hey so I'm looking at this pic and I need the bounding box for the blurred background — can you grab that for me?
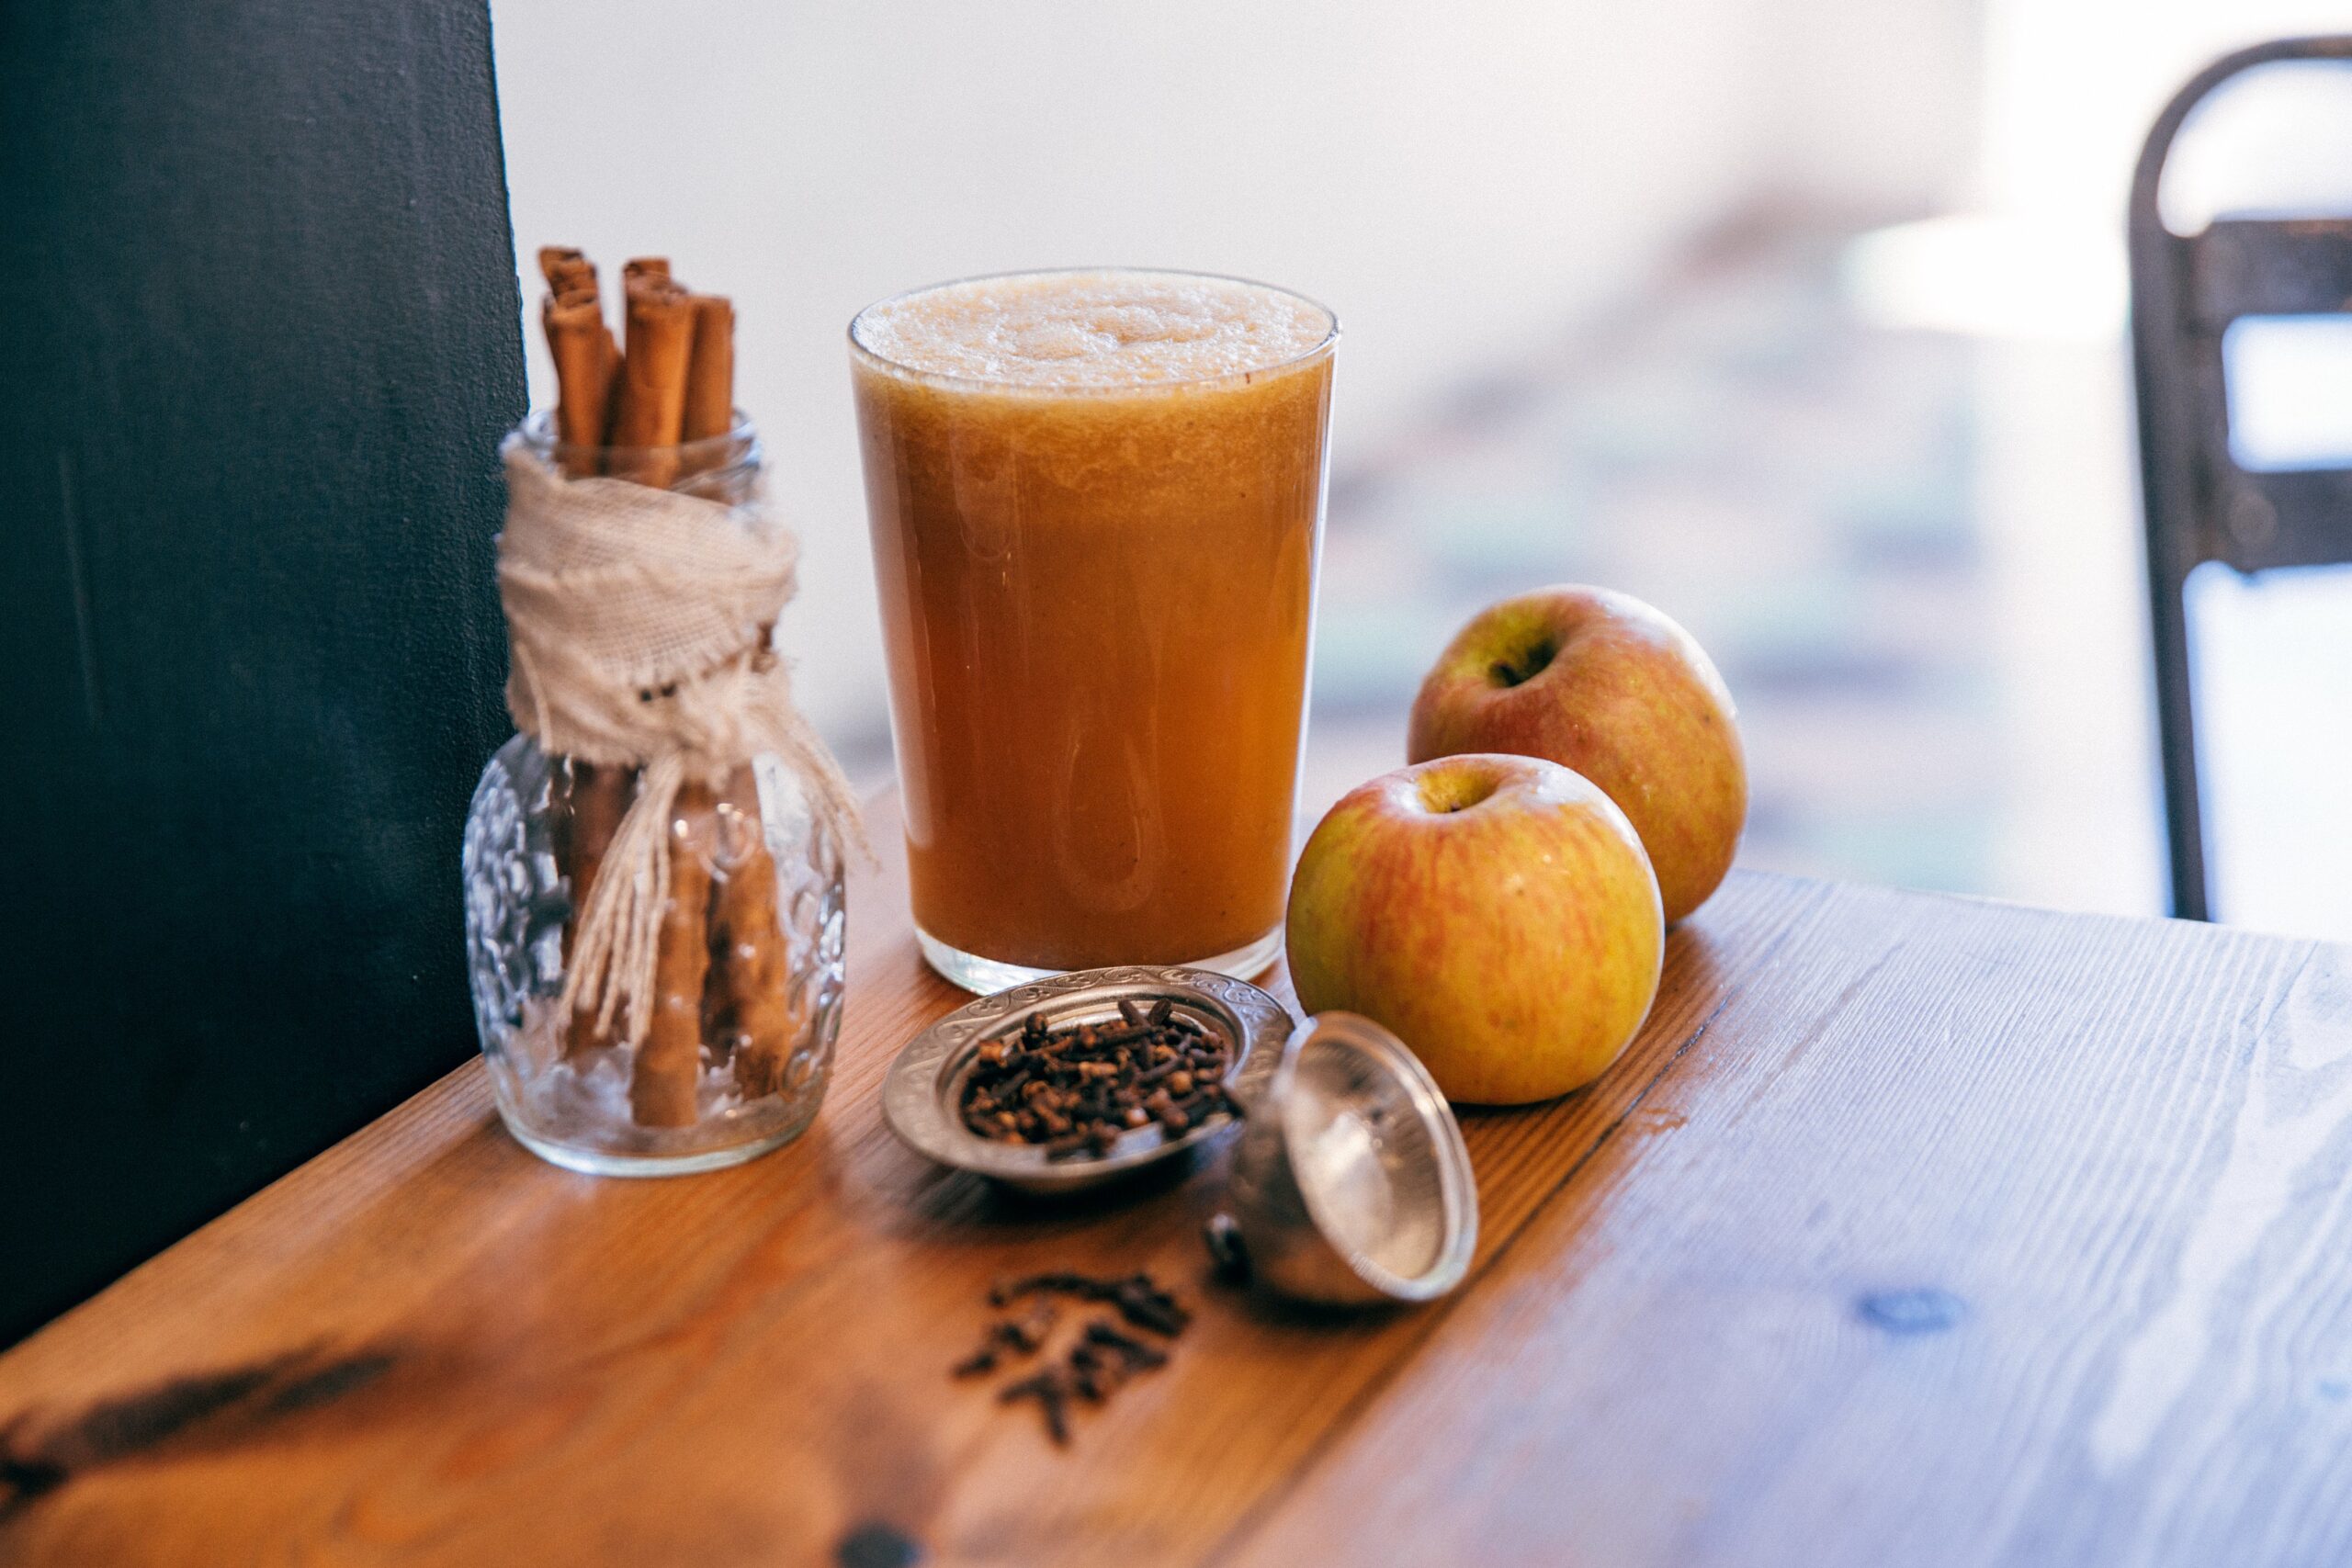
[494,0,2352,939]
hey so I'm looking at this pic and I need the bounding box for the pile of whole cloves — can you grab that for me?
[953,1270,1191,1445]
[959,1003,1240,1160]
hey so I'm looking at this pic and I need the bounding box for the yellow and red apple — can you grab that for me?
[1285,753,1662,1105]
[1408,586,1745,924]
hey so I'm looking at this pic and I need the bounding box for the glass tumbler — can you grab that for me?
[850,268,1338,993]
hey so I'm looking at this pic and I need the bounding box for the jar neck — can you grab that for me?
[516,409,762,503]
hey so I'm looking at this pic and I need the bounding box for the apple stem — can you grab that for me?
[1489,638,1556,689]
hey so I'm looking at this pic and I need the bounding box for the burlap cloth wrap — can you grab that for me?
[498,439,861,1049]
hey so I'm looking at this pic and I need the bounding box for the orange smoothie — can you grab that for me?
[851,269,1337,985]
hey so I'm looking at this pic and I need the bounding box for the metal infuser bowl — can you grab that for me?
[1219,1012,1478,1305]
[880,965,1295,1196]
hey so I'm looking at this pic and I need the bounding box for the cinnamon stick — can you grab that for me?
[559,761,638,1058]
[537,244,582,278]
[707,764,805,1099]
[532,244,762,1132]
[632,784,718,1127]
[608,278,695,489]
[542,288,620,472]
[537,245,596,299]
[682,294,735,443]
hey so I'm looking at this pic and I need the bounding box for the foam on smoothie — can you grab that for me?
[854,270,1333,389]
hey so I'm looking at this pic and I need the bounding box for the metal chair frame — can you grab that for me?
[2131,34,2352,919]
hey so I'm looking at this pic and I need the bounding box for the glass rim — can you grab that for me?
[846,265,1340,397]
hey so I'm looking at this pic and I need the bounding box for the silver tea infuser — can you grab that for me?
[1210,1011,1476,1306]
[880,965,1294,1196]
[882,967,1478,1306]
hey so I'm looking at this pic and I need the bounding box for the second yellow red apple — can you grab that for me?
[1408,585,1746,924]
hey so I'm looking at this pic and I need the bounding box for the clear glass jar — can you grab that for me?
[462,414,847,1175]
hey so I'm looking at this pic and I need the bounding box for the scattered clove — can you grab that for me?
[950,1298,1059,1377]
[958,1008,1239,1159]
[1083,1319,1169,1371]
[998,1371,1072,1446]
[989,1270,1191,1337]
[1067,1317,1172,1405]
[961,1269,1187,1445]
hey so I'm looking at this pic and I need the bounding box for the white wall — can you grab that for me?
[1751,0,1982,212]
[491,0,1962,751]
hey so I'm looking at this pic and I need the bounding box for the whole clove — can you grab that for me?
[989,1270,1191,1338]
[950,1298,1059,1378]
[1068,1357,1111,1404]
[959,1008,1239,1159]
[960,1269,1187,1445]
[1083,1319,1169,1370]
[998,1371,1072,1446]
[1066,1319,1172,1405]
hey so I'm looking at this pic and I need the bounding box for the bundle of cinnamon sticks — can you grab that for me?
[537,246,736,488]
[538,247,800,1127]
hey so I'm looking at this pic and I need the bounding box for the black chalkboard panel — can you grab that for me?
[0,2,524,1342]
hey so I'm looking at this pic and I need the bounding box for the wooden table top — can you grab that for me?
[6,798,2350,1567]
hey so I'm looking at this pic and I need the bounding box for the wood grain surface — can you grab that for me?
[4,803,2348,1567]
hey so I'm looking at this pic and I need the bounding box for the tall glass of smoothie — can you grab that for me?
[850,268,1338,992]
